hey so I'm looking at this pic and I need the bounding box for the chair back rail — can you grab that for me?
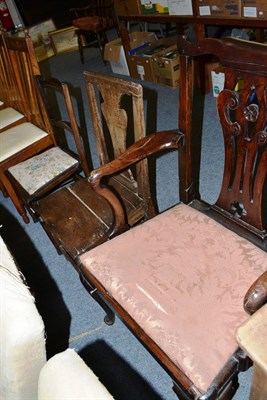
[177,36,267,248]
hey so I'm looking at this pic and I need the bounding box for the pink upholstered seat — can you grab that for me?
[80,203,266,392]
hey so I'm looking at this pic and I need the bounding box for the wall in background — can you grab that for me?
[13,0,83,28]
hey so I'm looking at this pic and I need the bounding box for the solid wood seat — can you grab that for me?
[34,172,153,261]
[76,37,267,400]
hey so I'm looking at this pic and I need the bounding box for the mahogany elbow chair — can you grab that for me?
[76,37,267,400]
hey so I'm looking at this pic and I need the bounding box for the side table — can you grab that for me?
[236,304,267,400]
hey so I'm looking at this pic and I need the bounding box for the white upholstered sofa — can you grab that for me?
[0,235,114,400]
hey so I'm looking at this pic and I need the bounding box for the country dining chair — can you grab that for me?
[33,73,180,269]
[5,76,90,222]
[0,29,27,131]
[0,31,57,222]
[77,36,267,400]
[69,0,117,64]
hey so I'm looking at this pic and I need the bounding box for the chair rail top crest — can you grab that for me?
[177,36,267,74]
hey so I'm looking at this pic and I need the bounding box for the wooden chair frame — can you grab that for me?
[69,0,117,64]
[0,30,56,222]
[5,76,90,221]
[76,37,267,400]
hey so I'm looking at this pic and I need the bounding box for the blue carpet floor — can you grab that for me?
[0,42,253,399]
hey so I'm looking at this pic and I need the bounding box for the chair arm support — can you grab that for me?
[88,130,184,236]
[244,271,267,315]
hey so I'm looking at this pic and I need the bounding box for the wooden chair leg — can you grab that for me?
[0,171,30,224]
[77,33,84,64]
[80,273,115,325]
[0,179,8,197]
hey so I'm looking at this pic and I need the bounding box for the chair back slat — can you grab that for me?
[3,30,55,137]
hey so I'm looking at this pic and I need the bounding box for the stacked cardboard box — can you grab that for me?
[104,32,157,76]
[242,0,267,19]
[152,45,180,88]
[197,0,241,18]
[128,37,177,82]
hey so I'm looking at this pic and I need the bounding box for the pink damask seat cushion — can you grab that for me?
[80,203,266,393]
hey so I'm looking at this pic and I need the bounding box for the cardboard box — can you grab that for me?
[211,67,225,97]
[114,0,142,16]
[128,38,177,82]
[152,45,180,88]
[242,0,267,19]
[104,32,157,76]
[197,0,241,18]
[168,0,193,15]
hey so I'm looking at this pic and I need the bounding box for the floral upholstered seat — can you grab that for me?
[80,203,266,393]
[8,147,79,195]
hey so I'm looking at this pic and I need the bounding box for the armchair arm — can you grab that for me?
[89,130,184,236]
[244,271,267,315]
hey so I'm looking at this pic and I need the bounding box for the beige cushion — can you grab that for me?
[0,236,46,400]
[0,100,4,106]
[38,348,115,400]
[0,107,24,130]
[8,147,79,195]
[80,203,267,392]
[0,122,49,162]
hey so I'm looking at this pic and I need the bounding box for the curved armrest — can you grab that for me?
[244,271,267,315]
[89,130,184,236]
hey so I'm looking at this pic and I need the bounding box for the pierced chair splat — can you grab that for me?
[78,37,267,400]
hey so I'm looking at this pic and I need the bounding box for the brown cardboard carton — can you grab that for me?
[197,0,241,18]
[242,0,267,19]
[128,38,177,82]
[152,45,180,88]
[104,32,157,76]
